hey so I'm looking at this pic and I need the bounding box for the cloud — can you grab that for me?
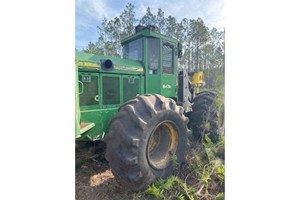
[75,0,225,49]
[203,0,225,29]
[76,0,116,19]
[130,0,224,29]
[75,0,118,49]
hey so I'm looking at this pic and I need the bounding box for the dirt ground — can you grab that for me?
[75,144,136,200]
[75,139,224,200]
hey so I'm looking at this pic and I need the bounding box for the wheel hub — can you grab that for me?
[147,121,179,170]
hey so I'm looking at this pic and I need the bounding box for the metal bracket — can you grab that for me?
[128,76,136,84]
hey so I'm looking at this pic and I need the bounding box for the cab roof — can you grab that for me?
[121,27,178,46]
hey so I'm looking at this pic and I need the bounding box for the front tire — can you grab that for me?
[104,94,188,191]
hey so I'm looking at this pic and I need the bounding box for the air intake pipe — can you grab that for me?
[101,59,114,71]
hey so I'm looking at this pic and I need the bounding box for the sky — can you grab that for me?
[76,0,225,50]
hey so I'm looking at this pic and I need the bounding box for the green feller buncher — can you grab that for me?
[76,25,221,191]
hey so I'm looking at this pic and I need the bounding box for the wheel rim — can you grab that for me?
[147,121,179,170]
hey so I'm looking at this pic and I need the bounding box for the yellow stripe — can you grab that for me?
[115,66,144,72]
[77,61,144,72]
[77,61,99,68]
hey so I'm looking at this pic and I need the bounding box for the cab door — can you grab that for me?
[146,37,161,94]
[161,41,177,98]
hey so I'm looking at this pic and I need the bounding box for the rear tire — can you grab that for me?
[190,91,220,143]
[104,94,188,191]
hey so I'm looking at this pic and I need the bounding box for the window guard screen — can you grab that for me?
[123,77,139,102]
[79,75,99,106]
[102,76,120,105]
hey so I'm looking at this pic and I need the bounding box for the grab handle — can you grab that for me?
[78,81,84,94]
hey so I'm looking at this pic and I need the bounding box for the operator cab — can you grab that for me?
[121,25,182,97]
[122,25,182,73]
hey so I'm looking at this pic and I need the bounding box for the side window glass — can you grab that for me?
[123,38,143,61]
[148,38,160,74]
[162,42,174,74]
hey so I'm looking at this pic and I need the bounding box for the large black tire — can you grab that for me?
[190,91,220,143]
[104,94,188,191]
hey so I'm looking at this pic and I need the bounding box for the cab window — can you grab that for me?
[148,38,160,74]
[123,38,143,61]
[162,42,174,74]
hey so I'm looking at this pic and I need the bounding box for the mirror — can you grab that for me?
[178,42,183,58]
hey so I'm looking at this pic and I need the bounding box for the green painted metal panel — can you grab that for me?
[77,70,144,141]
[75,62,81,138]
[79,107,119,140]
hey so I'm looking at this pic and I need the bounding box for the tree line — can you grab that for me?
[79,3,225,89]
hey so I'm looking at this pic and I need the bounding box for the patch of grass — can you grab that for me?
[140,135,225,200]
[143,176,196,200]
